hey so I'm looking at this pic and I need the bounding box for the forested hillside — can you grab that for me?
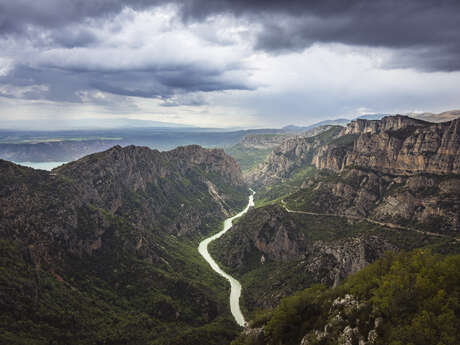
[0,145,248,344]
[232,250,460,345]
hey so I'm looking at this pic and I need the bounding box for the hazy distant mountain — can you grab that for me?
[0,118,194,130]
[407,109,460,123]
[356,113,390,120]
[282,119,349,132]
[282,114,390,132]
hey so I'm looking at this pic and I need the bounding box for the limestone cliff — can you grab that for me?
[342,116,460,175]
[250,116,460,186]
[246,126,344,187]
[249,116,460,233]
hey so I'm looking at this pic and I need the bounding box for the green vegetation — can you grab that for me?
[225,145,274,172]
[255,166,319,206]
[232,250,460,345]
[0,227,241,344]
[210,202,459,318]
[251,127,350,206]
[0,151,250,345]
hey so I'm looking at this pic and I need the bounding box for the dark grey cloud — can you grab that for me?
[0,63,253,104]
[0,0,459,120]
[178,0,460,71]
[51,28,100,48]
[0,1,256,103]
[2,0,459,71]
[0,0,159,34]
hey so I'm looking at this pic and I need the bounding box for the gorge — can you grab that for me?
[0,115,459,345]
[198,190,255,327]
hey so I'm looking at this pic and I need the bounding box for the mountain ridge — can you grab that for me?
[0,144,249,344]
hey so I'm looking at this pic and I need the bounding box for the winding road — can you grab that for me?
[281,199,459,242]
[198,190,255,327]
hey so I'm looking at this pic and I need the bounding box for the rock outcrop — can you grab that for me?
[343,117,460,175]
[249,116,460,186]
[246,126,344,187]
[299,295,382,345]
[249,116,460,233]
[232,251,460,345]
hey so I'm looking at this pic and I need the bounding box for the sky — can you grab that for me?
[1,0,460,129]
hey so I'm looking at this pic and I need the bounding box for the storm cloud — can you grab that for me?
[0,6,256,104]
[176,0,460,72]
[0,0,459,127]
[2,0,460,71]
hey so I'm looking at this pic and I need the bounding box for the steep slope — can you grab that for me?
[250,116,460,233]
[210,204,454,313]
[246,126,344,188]
[226,126,336,174]
[211,115,460,318]
[225,134,289,172]
[340,116,460,175]
[250,116,460,187]
[0,145,248,344]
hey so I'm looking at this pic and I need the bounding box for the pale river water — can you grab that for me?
[198,190,255,327]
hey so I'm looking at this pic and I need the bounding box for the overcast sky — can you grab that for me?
[1,0,460,128]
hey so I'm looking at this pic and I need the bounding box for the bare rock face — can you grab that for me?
[300,294,383,345]
[219,206,395,281]
[289,168,460,233]
[343,117,460,175]
[250,116,460,233]
[246,126,344,187]
[0,144,247,268]
[305,236,395,287]
[250,116,460,185]
[342,115,427,135]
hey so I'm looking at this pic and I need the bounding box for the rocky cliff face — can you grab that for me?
[246,126,343,187]
[288,167,460,233]
[342,117,460,175]
[249,116,460,233]
[215,205,394,279]
[342,115,427,135]
[250,116,460,187]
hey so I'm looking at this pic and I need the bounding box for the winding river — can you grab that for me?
[198,190,255,327]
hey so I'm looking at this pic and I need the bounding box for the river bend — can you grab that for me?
[198,190,254,327]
